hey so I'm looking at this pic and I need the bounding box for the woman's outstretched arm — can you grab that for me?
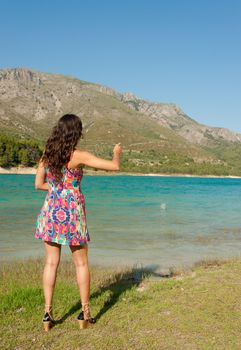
[35,160,49,190]
[75,143,122,171]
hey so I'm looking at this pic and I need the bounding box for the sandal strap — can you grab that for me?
[81,302,91,319]
[44,304,53,312]
[82,302,89,309]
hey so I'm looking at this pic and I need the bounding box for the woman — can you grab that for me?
[34,114,121,331]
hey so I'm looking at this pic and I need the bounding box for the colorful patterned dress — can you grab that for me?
[35,166,90,246]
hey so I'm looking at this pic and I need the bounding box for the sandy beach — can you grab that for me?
[0,166,37,174]
[0,166,241,178]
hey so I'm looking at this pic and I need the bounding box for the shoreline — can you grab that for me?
[1,253,241,275]
[0,166,241,178]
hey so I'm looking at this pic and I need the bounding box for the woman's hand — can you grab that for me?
[113,143,122,155]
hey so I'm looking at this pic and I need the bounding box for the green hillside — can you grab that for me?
[0,68,241,176]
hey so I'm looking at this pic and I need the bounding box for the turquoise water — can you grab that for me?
[1,174,241,271]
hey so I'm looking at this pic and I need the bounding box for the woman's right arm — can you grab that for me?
[76,143,122,171]
[35,160,49,190]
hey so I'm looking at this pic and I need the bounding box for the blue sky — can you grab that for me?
[1,0,241,133]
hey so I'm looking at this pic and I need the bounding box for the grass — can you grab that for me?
[1,256,241,349]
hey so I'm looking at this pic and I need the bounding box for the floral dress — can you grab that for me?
[35,166,90,245]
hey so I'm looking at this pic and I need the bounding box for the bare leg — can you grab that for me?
[70,244,90,312]
[43,241,61,317]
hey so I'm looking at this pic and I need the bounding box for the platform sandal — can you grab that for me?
[77,302,96,329]
[43,304,55,332]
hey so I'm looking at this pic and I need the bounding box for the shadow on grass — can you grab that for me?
[57,264,173,324]
[54,302,82,325]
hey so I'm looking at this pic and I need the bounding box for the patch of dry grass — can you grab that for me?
[1,256,241,349]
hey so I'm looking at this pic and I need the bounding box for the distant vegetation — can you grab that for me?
[118,149,235,176]
[0,134,42,168]
[0,133,241,176]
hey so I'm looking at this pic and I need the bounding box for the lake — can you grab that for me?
[1,174,241,272]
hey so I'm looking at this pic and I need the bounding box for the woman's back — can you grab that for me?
[45,165,84,193]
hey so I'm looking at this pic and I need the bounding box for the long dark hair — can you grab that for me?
[41,114,83,181]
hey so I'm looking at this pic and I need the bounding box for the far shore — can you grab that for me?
[0,166,241,178]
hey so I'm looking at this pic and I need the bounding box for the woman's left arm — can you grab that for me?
[35,160,49,191]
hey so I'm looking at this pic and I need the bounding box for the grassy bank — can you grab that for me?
[1,256,241,350]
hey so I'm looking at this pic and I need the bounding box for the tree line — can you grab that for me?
[0,134,42,167]
[0,134,240,176]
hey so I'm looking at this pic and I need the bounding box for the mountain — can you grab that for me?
[0,67,240,175]
[120,92,241,145]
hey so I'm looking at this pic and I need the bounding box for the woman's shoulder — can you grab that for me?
[73,148,88,156]
[72,148,92,163]
[68,148,88,168]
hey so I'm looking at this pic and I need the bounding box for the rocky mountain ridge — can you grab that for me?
[0,67,240,145]
[0,67,240,175]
